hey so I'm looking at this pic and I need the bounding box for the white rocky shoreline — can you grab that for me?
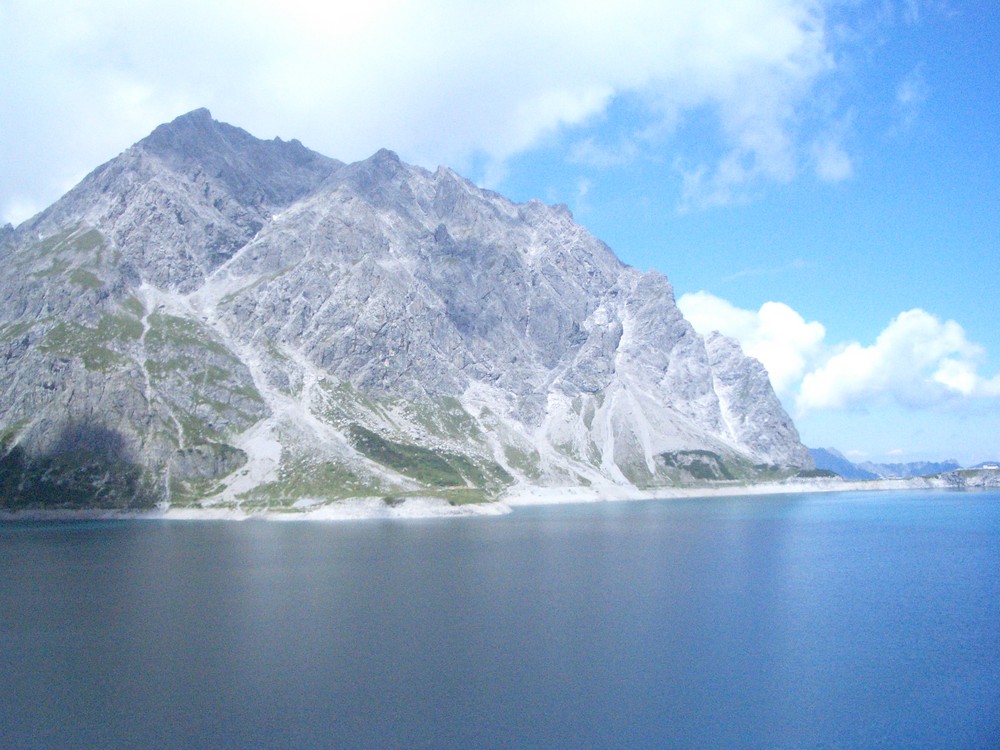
[2,471,995,523]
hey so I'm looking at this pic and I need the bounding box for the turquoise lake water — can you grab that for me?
[2,489,999,749]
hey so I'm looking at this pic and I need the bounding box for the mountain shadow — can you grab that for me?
[0,421,160,510]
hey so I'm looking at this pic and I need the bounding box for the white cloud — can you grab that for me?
[1,0,845,223]
[797,309,1000,412]
[810,125,854,182]
[894,64,929,131]
[679,294,1000,415]
[678,291,826,395]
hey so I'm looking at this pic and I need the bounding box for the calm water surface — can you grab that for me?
[2,490,999,749]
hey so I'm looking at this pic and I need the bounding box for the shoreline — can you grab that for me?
[499,476,931,506]
[0,495,513,523]
[0,476,963,523]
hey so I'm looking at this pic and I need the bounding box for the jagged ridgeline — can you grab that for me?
[0,109,813,510]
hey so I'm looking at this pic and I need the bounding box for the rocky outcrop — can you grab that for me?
[933,469,1000,489]
[0,110,812,509]
[705,332,812,467]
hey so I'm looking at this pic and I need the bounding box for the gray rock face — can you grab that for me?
[0,109,812,509]
[705,332,812,468]
[936,469,1000,488]
[25,109,341,292]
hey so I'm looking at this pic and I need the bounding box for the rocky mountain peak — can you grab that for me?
[22,109,342,291]
[0,110,814,511]
[326,147,414,209]
[143,107,214,144]
[137,108,341,208]
[371,147,402,165]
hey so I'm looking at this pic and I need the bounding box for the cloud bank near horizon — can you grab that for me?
[678,291,1000,417]
[1,0,850,224]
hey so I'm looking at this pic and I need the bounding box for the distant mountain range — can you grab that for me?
[0,109,815,510]
[810,448,961,480]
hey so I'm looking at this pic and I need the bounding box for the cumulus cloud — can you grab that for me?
[798,309,1000,412]
[679,293,1000,414]
[1,0,846,223]
[678,291,826,395]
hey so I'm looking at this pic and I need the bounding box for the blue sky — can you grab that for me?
[1,0,997,464]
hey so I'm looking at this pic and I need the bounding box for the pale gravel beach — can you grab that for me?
[0,476,945,523]
[0,497,510,523]
[499,477,930,506]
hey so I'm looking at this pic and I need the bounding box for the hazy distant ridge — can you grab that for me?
[811,447,960,480]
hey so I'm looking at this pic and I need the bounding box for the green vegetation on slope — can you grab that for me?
[39,314,143,371]
[655,450,804,485]
[349,424,467,487]
[348,424,512,493]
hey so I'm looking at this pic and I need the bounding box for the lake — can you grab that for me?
[2,489,999,749]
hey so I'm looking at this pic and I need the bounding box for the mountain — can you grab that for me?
[809,448,879,480]
[0,109,812,511]
[856,459,961,479]
[810,448,963,481]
